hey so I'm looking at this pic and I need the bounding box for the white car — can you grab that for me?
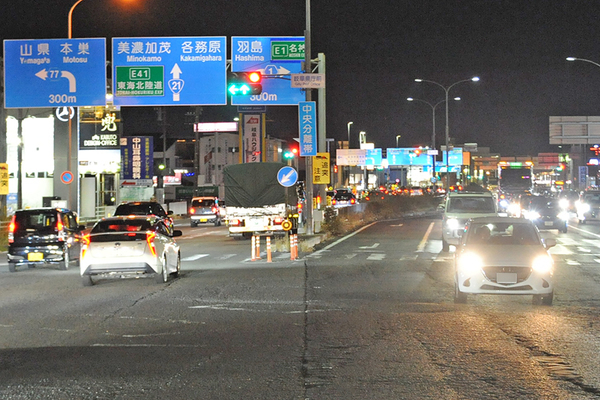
[80,216,182,286]
[441,191,498,252]
[454,217,555,305]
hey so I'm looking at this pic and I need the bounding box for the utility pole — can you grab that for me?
[304,0,314,235]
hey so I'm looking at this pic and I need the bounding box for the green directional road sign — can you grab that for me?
[271,41,305,60]
[115,66,164,97]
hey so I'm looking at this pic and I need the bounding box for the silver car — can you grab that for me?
[454,217,555,305]
[80,216,182,286]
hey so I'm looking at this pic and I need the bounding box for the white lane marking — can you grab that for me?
[359,243,380,249]
[92,344,204,348]
[322,221,379,250]
[566,259,580,265]
[367,253,386,261]
[567,225,600,239]
[578,247,592,253]
[390,224,404,227]
[594,259,600,264]
[182,254,209,261]
[218,254,237,260]
[345,254,357,259]
[549,245,573,255]
[416,222,435,252]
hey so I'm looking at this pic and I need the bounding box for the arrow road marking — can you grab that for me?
[359,243,379,249]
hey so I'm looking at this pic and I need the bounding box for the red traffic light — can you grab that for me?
[248,71,261,83]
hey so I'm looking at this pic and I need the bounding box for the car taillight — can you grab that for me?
[146,231,157,257]
[229,219,241,227]
[350,198,356,204]
[273,216,283,225]
[81,234,90,258]
[332,199,337,205]
[212,206,218,213]
[8,215,15,244]
[189,207,196,214]
[57,215,65,241]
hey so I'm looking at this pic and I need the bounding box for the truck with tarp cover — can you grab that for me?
[224,162,293,238]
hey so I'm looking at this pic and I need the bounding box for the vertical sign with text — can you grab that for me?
[243,114,262,163]
[120,136,154,187]
[299,101,317,156]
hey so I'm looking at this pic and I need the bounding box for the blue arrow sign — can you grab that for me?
[277,166,298,187]
[231,36,305,106]
[3,38,107,108]
[112,36,227,106]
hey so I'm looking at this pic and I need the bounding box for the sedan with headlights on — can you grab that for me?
[80,216,182,286]
[454,217,555,305]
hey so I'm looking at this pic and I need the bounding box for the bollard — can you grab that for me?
[251,235,257,261]
[255,235,261,259]
[290,233,297,260]
[294,234,298,259]
[266,236,272,262]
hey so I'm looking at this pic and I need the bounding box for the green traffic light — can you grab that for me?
[283,151,295,159]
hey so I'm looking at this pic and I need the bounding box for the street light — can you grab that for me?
[566,57,600,68]
[396,135,401,147]
[347,121,353,149]
[407,97,461,184]
[414,76,479,192]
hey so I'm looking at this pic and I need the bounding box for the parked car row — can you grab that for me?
[7,201,183,287]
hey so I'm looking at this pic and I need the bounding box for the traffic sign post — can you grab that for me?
[231,37,305,106]
[112,36,227,106]
[3,38,107,108]
[277,166,298,187]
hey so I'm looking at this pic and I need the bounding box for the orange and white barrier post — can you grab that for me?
[255,235,261,259]
[251,235,257,261]
[266,236,272,262]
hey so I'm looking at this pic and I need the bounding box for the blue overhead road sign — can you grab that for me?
[231,36,305,106]
[112,36,227,106]
[3,38,107,108]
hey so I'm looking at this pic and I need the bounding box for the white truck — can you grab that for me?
[224,163,293,239]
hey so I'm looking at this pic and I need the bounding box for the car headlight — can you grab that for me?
[559,199,569,209]
[558,212,569,220]
[499,199,509,208]
[525,211,541,220]
[507,203,521,215]
[457,252,483,275]
[532,255,553,274]
[446,218,460,230]
[579,203,591,213]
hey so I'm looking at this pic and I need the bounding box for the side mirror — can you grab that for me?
[172,230,183,237]
[543,238,556,249]
[78,224,86,231]
[167,210,174,215]
[437,204,445,211]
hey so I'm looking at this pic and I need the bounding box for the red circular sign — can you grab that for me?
[60,171,74,185]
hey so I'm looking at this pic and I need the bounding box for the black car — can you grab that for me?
[523,197,568,233]
[113,201,174,232]
[7,208,85,272]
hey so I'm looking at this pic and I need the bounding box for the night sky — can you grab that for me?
[2,0,600,156]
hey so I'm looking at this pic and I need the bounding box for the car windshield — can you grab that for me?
[467,222,539,245]
[191,199,216,207]
[448,197,495,213]
[115,203,166,216]
[583,193,600,203]
[92,219,152,233]
[14,211,57,233]
[529,198,558,209]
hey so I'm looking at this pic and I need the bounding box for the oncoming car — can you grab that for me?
[79,216,182,286]
[454,217,555,305]
[576,191,600,224]
[522,196,568,233]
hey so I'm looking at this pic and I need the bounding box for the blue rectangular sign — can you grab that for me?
[112,37,227,106]
[386,148,431,166]
[121,136,154,184]
[299,101,317,156]
[4,38,107,108]
[364,149,382,166]
[231,36,305,105]
[441,148,463,166]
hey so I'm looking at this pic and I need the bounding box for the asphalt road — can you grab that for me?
[1,216,600,399]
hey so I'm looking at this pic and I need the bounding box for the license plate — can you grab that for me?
[497,272,518,284]
[544,221,553,226]
[28,252,43,261]
[200,218,207,222]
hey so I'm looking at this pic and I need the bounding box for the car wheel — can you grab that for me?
[541,291,554,305]
[454,283,467,304]
[155,258,169,284]
[579,219,586,225]
[561,224,568,233]
[59,248,69,270]
[442,239,450,252]
[81,275,94,287]
[173,254,181,278]
[190,222,197,227]
[8,263,16,273]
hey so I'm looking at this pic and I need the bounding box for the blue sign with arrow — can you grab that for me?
[231,36,305,106]
[3,38,107,108]
[112,36,227,106]
[277,166,298,187]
